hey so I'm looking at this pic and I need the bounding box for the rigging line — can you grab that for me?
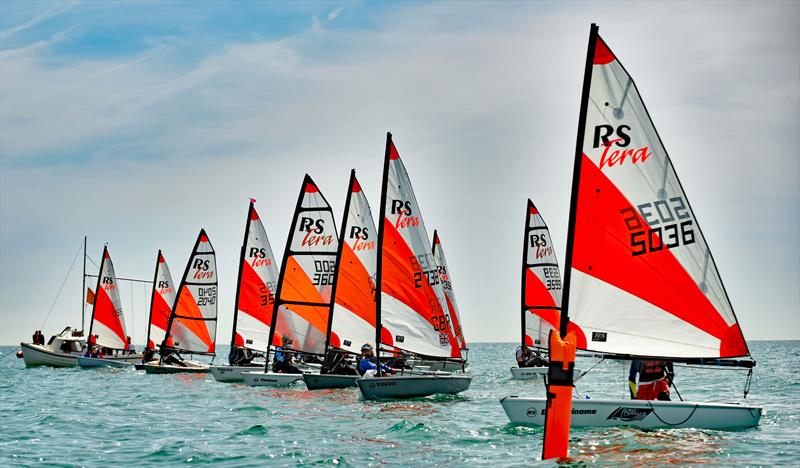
[40,240,83,330]
[86,254,100,270]
[647,401,699,426]
[574,357,605,382]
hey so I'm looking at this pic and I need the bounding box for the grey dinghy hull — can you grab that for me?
[242,371,303,386]
[509,366,547,380]
[77,356,133,368]
[210,365,262,382]
[303,373,359,390]
[356,374,472,400]
[500,397,762,429]
[143,361,210,374]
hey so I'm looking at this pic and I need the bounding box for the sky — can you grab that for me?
[1,0,798,346]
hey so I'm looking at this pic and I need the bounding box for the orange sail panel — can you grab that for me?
[232,202,280,352]
[378,134,461,359]
[271,175,339,355]
[164,229,218,354]
[328,171,378,354]
[88,247,128,350]
[146,251,176,350]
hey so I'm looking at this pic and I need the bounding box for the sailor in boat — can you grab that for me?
[142,347,156,364]
[126,337,135,355]
[357,344,394,377]
[515,345,546,368]
[273,335,301,374]
[628,359,675,401]
[321,349,357,375]
[31,330,45,345]
[228,346,256,366]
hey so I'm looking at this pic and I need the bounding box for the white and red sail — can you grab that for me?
[432,230,467,352]
[270,175,339,356]
[521,200,561,350]
[327,171,378,355]
[378,134,461,359]
[146,251,176,350]
[164,229,217,354]
[232,201,280,353]
[88,246,128,350]
[562,28,750,361]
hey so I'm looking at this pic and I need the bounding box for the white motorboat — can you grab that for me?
[500,396,762,429]
[20,327,86,367]
[356,374,472,400]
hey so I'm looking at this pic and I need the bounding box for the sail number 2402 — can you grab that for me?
[620,196,695,256]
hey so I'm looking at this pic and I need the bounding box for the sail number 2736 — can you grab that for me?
[620,196,695,256]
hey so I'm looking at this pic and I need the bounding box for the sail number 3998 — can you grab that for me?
[620,196,695,257]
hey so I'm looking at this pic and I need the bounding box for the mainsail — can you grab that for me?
[231,201,280,353]
[377,133,461,359]
[521,200,561,350]
[88,246,128,350]
[163,229,218,354]
[432,230,467,352]
[560,26,752,363]
[268,175,339,356]
[146,251,176,350]
[327,170,378,355]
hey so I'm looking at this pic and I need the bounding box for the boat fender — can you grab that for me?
[15,350,23,358]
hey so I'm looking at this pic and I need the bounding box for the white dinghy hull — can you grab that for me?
[303,373,359,390]
[510,366,548,380]
[243,371,303,386]
[210,365,263,382]
[143,360,210,374]
[77,356,133,368]
[357,374,472,400]
[500,397,762,429]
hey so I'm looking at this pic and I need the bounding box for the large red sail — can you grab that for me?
[232,201,280,353]
[164,229,218,354]
[146,251,176,350]
[269,175,339,356]
[327,170,378,355]
[377,134,461,359]
[560,27,751,361]
[88,246,128,350]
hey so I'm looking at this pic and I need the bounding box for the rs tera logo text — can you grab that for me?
[593,125,652,169]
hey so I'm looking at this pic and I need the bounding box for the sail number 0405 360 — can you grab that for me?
[620,196,695,256]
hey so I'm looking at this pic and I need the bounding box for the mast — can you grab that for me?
[145,250,161,351]
[559,23,599,338]
[520,207,530,349]
[374,132,392,373]
[324,170,356,355]
[81,236,87,332]
[230,201,254,349]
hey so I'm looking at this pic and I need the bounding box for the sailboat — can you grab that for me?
[77,246,142,368]
[510,200,560,380]
[136,251,177,370]
[244,175,340,386]
[356,133,472,400]
[211,200,279,382]
[412,230,469,372]
[501,24,762,430]
[144,229,218,374]
[303,170,378,390]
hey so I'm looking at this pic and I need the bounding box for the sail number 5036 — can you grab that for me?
[620,196,695,256]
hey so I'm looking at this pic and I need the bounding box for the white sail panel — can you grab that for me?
[379,136,461,359]
[432,231,467,351]
[89,247,128,350]
[564,34,749,359]
[273,175,339,355]
[234,203,279,353]
[329,173,378,355]
[147,251,176,350]
[523,201,561,349]
[167,230,218,354]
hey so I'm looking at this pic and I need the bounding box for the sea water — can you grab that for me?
[1,341,798,466]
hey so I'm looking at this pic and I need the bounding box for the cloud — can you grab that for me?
[328,7,344,21]
[1,1,798,345]
[0,0,78,41]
